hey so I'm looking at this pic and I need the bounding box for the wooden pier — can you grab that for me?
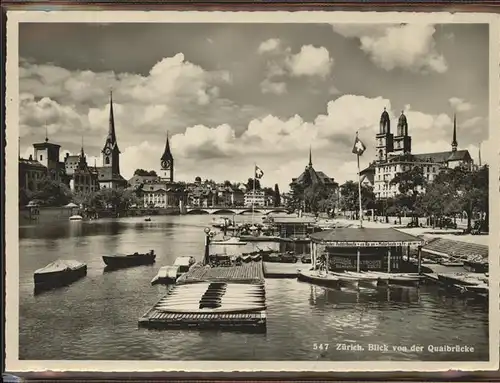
[176,261,264,285]
[139,262,267,330]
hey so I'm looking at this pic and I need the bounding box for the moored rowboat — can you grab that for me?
[297,269,341,289]
[102,250,156,269]
[34,259,87,292]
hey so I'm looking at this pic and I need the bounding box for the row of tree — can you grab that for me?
[286,164,489,230]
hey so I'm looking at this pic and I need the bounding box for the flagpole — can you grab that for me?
[356,132,363,228]
[252,163,256,224]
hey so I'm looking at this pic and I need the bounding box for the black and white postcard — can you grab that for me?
[4,10,500,373]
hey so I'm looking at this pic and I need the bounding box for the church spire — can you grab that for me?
[161,131,174,161]
[478,143,482,167]
[451,113,458,152]
[108,90,117,144]
[308,146,312,167]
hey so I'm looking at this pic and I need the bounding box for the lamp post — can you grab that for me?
[204,227,212,265]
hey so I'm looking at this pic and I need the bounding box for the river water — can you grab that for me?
[19,215,489,361]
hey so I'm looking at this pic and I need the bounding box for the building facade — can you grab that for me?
[365,110,474,199]
[290,148,339,193]
[244,190,267,207]
[64,147,100,194]
[19,136,69,194]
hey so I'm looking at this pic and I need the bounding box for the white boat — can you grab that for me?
[151,256,196,285]
[151,266,179,285]
[69,215,83,221]
[330,272,360,289]
[34,259,87,292]
[211,217,228,228]
[211,237,248,245]
[344,271,380,287]
[297,269,341,288]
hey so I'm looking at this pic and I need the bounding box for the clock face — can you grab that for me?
[104,147,111,155]
[161,160,170,169]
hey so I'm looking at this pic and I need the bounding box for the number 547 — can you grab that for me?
[313,343,329,350]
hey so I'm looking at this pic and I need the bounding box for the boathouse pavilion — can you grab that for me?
[269,216,316,238]
[309,227,425,273]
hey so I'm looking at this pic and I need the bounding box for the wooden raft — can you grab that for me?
[139,263,267,330]
[176,261,264,285]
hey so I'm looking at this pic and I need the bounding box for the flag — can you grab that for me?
[255,165,264,179]
[352,134,366,156]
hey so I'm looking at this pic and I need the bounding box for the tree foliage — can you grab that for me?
[339,181,375,218]
[134,169,157,177]
[28,177,72,207]
[274,184,281,207]
[418,165,488,229]
[246,178,261,190]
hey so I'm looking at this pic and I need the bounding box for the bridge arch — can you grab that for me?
[265,208,288,215]
[186,209,210,215]
[238,209,262,215]
[211,209,237,215]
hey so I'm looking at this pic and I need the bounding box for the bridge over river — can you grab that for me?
[184,206,288,215]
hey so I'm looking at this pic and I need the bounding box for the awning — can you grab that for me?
[310,227,424,248]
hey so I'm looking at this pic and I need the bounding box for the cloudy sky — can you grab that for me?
[19,22,490,190]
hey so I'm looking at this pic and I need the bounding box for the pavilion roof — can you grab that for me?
[310,227,423,247]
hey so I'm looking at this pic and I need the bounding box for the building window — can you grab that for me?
[105,157,110,165]
[40,155,43,161]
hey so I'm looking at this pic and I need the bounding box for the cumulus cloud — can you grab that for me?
[166,94,485,189]
[332,24,448,74]
[286,45,333,78]
[257,39,334,94]
[449,97,475,112]
[73,92,485,190]
[258,38,282,54]
[19,53,262,154]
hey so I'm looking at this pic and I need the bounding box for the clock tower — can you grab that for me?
[160,133,174,182]
[101,91,121,176]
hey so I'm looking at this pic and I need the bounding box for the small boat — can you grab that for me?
[344,271,380,287]
[69,215,83,221]
[330,272,360,289]
[102,250,156,269]
[151,266,180,285]
[34,260,87,292]
[251,254,262,262]
[297,269,341,289]
[174,256,196,272]
[211,237,248,246]
[463,259,489,273]
[211,217,228,229]
[366,271,421,286]
[242,255,252,263]
[437,273,482,287]
[464,283,489,294]
[144,217,152,222]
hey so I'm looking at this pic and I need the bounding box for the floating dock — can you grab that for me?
[263,262,303,278]
[139,262,267,330]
